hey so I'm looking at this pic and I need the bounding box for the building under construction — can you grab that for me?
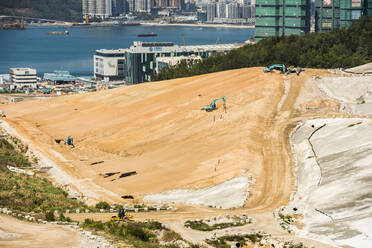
[0,17,24,30]
[255,0,371,40]
[315,0,372,31]
[255,0,311,41]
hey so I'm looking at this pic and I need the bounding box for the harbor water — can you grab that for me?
[0,25,254,76]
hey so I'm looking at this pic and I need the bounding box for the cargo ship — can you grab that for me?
[46,30,69,35]
[137,32,157,37]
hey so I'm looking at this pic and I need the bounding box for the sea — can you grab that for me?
[0,25,254,76]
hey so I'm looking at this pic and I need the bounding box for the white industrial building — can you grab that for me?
[94,49,126,82]
[9,68,37,89]
[94,41,241,84]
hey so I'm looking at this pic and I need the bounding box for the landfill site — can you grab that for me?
[0,63,372,248]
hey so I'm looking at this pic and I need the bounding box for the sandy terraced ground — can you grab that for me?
[2,67,365,247]
[0,215,81,248]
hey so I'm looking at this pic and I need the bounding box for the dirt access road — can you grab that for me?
[0,214,83,248]
[0,67,342,247]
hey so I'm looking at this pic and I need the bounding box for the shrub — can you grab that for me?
[162,230,182,242]
[45,211,55,221]
[95,201,110,210]
[0,137,86,213]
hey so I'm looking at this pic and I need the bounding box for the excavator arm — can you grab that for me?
[263,64,286,73]
[201,96,226,112]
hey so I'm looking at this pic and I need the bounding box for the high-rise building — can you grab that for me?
[207,2,217,22]
[129,0,136,12]
[83,0,89,16]
[226,2,239,19]
[197,10,208,22]
[135,0,153,12]
[255,0,311,41]
[241,4,251,18]
[82,0,114,18]
[112,0,126,16]
[315,0,371,32]
[217,2,227,18]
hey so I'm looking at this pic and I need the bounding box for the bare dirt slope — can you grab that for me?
[1,68,336,211]
[1,67,352,247]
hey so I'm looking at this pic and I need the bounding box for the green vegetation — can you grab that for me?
[83,218,181,248]
[184,218,251,231]
[154,16,372,81]
[348,121,363,127]
[0,137,86,213]
[205,233,265,248]
[96,201,111,210]
[283,242,307,248]
[161,230,183,242]
[279,213,295,225]
[0,0,82,22]
[45,211,56,221]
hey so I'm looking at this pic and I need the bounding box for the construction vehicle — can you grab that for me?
[201,96,226,112]
[55,136,74,147]
[263,64,286,73]
[110,208,134,222]
[1,17,24,30]
[64,136,74,147]
[42,88,53,94]
[286,65,302,75]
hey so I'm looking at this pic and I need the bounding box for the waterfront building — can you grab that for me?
[125,42,240,84]
[112,0,128,16]
[135,0,153,12]
[217,2,227,18]
[129,0,136,12]
[197,10,207,22]
[255,0,311,41]
[83,0,113,18]
[207,2,217,22]
[226,2,239,19]
[315,0,371,32]
[94,49,126,82]
[153,0,184,9]
[94,42,241,84]
[241,4,251,18]
[43,71,77,85]
[9,68,37,89]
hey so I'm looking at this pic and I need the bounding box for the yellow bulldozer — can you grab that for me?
[110,208,134,222]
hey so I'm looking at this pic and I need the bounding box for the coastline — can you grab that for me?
[25,22,254,29]
[140,22,254,29]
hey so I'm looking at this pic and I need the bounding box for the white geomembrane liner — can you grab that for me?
[144,176,251,209]
[291,118,372,248]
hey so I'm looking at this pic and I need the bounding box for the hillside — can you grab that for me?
[0,0,82,21]
[154,16,372,81]
[2,67,372,247]
[2,68,295,207]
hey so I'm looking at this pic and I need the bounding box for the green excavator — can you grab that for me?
[201,96,226,112]
[55,136,74,147]
[263,64,286,73]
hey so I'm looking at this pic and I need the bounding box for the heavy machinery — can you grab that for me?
[286,65,302,75]
[55,136,74,147]
[42,88,53,94]
[64,136,74,147]
[201,96,226,112]
[110,208,134,222]
[263,64,286,73]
